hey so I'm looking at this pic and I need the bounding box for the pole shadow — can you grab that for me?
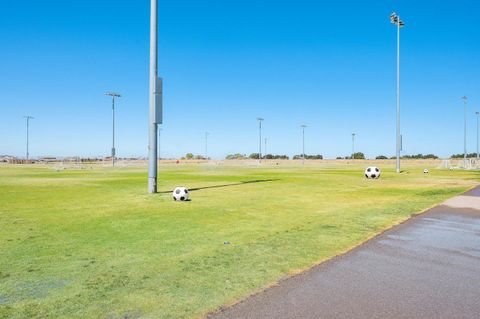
[158,179,279,194]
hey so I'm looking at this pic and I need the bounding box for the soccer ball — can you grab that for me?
[423,169,429,174]
[365,167,381,179]
[173,187,190,201]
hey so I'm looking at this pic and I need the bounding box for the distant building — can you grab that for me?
[0,155,17,163]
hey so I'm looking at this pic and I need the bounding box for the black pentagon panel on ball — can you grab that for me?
[176,189,181,194]
[367,168,371,172]
[180,196,185,201]
[371,174,376,178]
[365,174,369,178]
[184,189,189,193]
[173,196,177,201]
[375,168,379,172]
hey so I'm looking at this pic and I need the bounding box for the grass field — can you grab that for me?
[0,162,478,319]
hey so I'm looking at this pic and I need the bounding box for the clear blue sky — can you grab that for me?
[1,0,479,159]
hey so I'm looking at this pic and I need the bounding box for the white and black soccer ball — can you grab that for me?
[423,169,429,174]
[365,167,381,179]
[173,187,190,201]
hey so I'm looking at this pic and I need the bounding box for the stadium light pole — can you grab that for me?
[352,133,356,160]
[264,138,267,159]
[149,0,163,193]
[23,116,34,160]
[462,96,468,162]
[158,126,162,160]
[105,92,121,167]
[390,12,404,173]
[476,111,479,160]
[301,125,307,165]
[257,117,264,162]
[205,131,209,160]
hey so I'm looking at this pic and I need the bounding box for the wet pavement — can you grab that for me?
[209,189,480,319]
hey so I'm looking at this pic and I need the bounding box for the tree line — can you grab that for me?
[179,152,456,160]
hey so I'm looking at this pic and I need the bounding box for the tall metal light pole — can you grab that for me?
[301,125,307,165]
[205,131,209,160]
[264,138,267,159]
[149,0,163,193]
[462,96,468,162]
[352,133,356,160]
[158,126,162,160]
[105,92,121,166]
[23,116,34,160]
[390,12,404,173]
[257,117,264,162]
[476,111,479,160]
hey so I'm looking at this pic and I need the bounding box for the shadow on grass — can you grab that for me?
[158,179,280,194]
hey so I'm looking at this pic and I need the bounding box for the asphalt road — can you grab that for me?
[209,188,480,319]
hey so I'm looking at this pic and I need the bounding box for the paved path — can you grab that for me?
[210,188,480,319]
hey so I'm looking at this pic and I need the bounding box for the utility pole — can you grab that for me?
[149,0,163,193]
[257,118,264,163]
[23,116,34,160]
[105,92,121,167]
[390,12,405,173]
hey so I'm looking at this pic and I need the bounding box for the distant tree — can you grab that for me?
[225,153,247,160]
[336,156,344,160]
[451,153,476,159]
[194,155,206,160]
[294,154,323,160]
[376,155,388,160]
[402,153,439,159]
[249,153,260,159]
[352,152,365,159]
[185,153,194,160]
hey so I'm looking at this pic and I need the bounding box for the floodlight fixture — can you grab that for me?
[105,92,121,98]
[390,12,405,27]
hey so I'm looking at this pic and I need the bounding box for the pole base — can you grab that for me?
[148,177,157,194]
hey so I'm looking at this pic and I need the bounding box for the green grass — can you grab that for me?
[0,162,478,319]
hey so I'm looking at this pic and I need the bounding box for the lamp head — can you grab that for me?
[105,92,122,98]
[390,12,398,23]
[390,12,404,27]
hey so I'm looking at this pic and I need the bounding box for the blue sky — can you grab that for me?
[1,0,479,159]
